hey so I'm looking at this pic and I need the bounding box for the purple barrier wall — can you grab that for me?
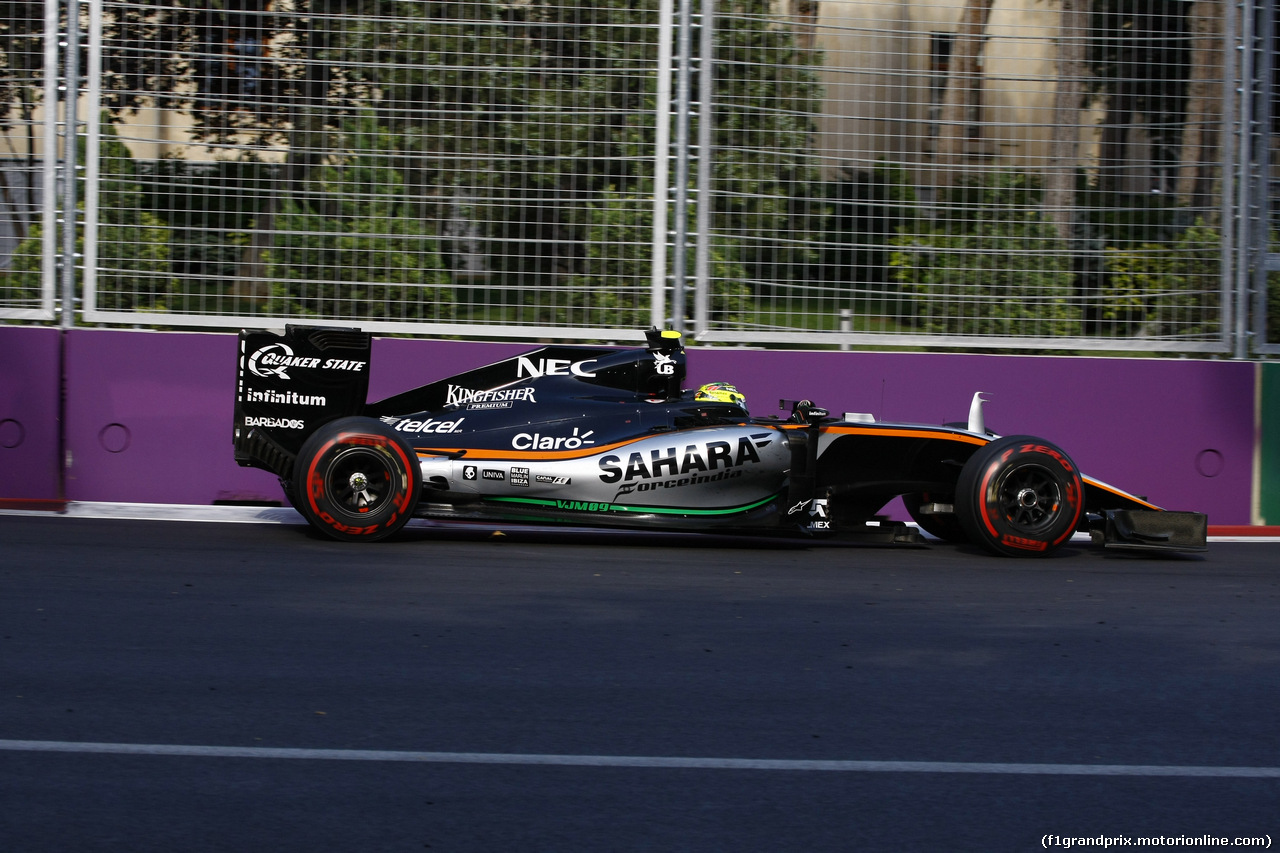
[0,326,61,501]
[60,330,266,504]
[686,350,1252,522]
[0,327,1256,523]
[57,330,528,505]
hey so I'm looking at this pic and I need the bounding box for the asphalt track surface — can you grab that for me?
[1,510,1277,852]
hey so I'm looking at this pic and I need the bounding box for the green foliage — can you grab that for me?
[706,0,826,292]
[1081,190,1186,248]
[1269,272,1280,346]
[6,1,825,331]
[3,239,44,307]
[139,158,276,286]
[334,0,823,320]
[551,189,656,328]
[816,161,918,289]
[263,113,452,322]
[8,121,175,311]
[560,183,753,327]
[1270,234,1280,346]
[1100,221,1221,339]
[890,171,1079,337]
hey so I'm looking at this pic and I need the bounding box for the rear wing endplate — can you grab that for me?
[233,326,373,478]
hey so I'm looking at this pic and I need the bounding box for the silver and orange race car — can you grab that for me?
[233,325,1206,556]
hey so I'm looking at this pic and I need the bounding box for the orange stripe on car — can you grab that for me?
[1081,475,1162,510]
[806,424,990,445]
[413,435,670,462]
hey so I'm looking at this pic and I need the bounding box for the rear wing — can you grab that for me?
[233,326,373,478]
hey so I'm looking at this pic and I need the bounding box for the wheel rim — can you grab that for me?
[324,445,396,519]
[994,464,1062,533]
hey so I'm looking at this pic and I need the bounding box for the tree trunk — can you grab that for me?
[1045,0,1088,241]
[1098,87,1134,197]
[1175,0,1222,217]
[936,0,995,189]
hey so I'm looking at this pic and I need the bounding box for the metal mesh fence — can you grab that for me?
[0,0,1276,353]
[0,0,57,320]
[1254,0,1280,351]
[698,0,1231,350]
[78,0,671,338]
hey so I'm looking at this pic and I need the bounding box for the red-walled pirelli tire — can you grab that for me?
[291,417,422,542]
[955,435,1085,558]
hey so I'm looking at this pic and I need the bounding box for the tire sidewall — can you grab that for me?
[292,417,421,541]
[956,435,1084,557]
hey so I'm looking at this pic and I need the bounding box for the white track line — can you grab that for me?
[1,740,1278,777]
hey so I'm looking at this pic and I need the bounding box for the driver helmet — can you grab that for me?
[695,382,747,408]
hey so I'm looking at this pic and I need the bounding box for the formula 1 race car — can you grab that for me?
[232,326,1206,556]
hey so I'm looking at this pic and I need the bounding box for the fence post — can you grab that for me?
[670,0,694,335]
[38,0,60,320]
[651,0,675,330]
[1249,0,1276,354]
[59,0,82,329]
[692,0,715,339]
[79,0,103,320]
[1231,0,1255,358]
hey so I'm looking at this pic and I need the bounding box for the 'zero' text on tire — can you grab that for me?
[955,435,1084,557]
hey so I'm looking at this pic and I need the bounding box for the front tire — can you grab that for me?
[955,435,1084,557]
[292,417,421,542]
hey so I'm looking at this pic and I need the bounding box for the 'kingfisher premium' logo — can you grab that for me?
[446,384,536,408]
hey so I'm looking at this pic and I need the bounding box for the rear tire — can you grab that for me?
[292,417,421,542]
[955,435,1084,557]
